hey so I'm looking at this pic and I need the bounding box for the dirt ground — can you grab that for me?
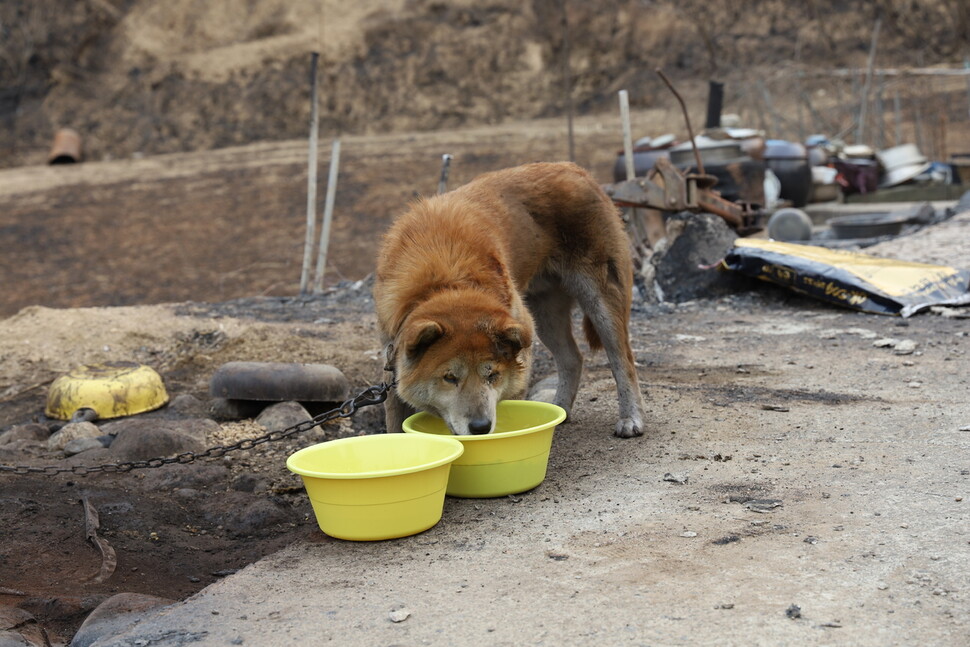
[1,120,969,644]
[3,277,969,644]
[1,2,968,642]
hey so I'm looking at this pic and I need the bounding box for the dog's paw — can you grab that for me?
[614,417,644,438]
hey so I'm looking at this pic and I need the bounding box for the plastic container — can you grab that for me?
[286,434,464,541]
[403,400,566,498]
[45,362,169,420]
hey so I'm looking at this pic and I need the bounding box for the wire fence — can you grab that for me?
[723,66,970,160]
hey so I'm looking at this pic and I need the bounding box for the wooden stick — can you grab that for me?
[857,17,882,145]
[300,52,321,296]
[893,88,902,146]
[560,0,575,162]
[618,89,635,180]
[312,139,341,294]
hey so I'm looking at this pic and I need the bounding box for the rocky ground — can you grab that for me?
[1,1,968,642]
[1,203,968,644]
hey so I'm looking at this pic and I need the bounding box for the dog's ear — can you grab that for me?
[494,323,532,360]
[404,320,445,362]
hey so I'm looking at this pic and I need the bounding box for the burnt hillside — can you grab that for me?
[1,0,967,168]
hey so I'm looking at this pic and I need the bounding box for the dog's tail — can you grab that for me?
[582,315,603,351]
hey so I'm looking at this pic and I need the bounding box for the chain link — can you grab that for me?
[0,382,393,476]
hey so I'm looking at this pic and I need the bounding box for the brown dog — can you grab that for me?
[374,162,645,437]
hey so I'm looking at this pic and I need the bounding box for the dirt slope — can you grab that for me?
[2,0,967,167]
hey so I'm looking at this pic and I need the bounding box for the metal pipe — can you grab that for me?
[656,68,704,176]
[705,80,724,129]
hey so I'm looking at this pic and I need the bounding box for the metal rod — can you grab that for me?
[312,139,341,294]
[656,68,704,175]
[618,90,635,181]
[300,51,321,296]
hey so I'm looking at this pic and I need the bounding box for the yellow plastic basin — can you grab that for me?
[286,434,464,541]
[403,400,567,498]
[45,362,169,421]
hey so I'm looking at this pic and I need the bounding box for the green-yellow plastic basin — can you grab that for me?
[286,434,464,541]
[402,400,567,498]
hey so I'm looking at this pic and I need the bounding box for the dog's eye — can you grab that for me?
[486,371,500,384]
[443,373,459,385]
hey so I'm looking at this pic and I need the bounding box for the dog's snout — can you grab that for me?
[468,418,492,435]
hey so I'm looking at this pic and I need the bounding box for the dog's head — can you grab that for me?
[388,294,532,435]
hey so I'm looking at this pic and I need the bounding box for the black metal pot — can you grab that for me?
[764,140,812,207]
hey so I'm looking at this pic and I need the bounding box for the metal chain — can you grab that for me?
[0,382,393,476]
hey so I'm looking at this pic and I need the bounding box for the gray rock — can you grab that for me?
[69,593,174,647]
[0,439,47,462]
[231,474,268,493]
[62,447,112,468]
[256,401,312,432]
[47,421,102,452]
[168,393,208,417]
[652,212,743,303]
[141,463,230,490]
[209,398,266,421]
[0,605,48,647]
[202,492,290,536]
[0,424,49,446]
[0,630,34,647]
[0,606,35,631]
[106,419,218,462]
[173,488,203,501]
[349,402,385,435]
[63,437,107,457]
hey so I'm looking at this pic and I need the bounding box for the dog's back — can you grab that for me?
[376,162,645,438]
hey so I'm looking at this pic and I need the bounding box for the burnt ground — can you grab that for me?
[0,119,623,641]
[1,118,968,643]
[2,279,969,643]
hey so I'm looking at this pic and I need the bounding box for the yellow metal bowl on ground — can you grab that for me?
[403,400,567,498]
[286,434,464,541]
[45,362,169,421]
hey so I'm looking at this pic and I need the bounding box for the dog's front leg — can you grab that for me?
[383,389,416,433]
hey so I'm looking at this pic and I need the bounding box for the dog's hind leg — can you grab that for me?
[568,273,646,438]
[527,285,583,418]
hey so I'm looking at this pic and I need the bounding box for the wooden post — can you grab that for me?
[964,58,970,120]
[758,80,779,137]
[893,88,902,146]
[560,0,575,162]
[300,52,321,296]
[312,139,341,294]
[874,75,885,150]
[437,153,453,194]
[857,17,882,145]
[619,90,635,180]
